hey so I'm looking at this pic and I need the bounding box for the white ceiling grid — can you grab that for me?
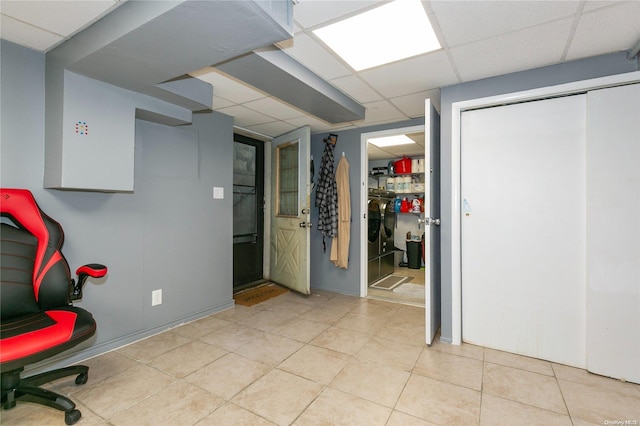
[1,0,639,141]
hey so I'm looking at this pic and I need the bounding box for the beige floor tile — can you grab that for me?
[350,299,399,318]
[0,400,106,426]
[329,358,410,408]
[483,363,567,414]
[310,326,371,355]
[413,348,483,390]
[197,402,276,425]
[73,363,175,419]
[236,309,299,332]
[396,374,481,425]
[231,369,323,426]
[233,332,304,367]
[293,387,391,426]
[386,410,439,426]
[148,340,227,378]
[429,338,485,361]
[109,380,223,426]
[172,315,231,339]
[277,345,350,385]
[287,290,334,306]
[333,311,387,334]
[375,319,426,347]
[213,305,260,322]
[393,304,426,324]
[558,378,640,424]
[484,348,554,376]
[356,336,422,372]
[199,323,264,351]
[184,353,270,401]
[300,306,349,324]
[79,351,139,386]
[116,331,192,362]
[262,299,314,315]
[480,394,572,426]
[552,363,640,397]
[317,294,363,311]
[269,318,330,343]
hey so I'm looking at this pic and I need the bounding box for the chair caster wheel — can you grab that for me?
[75,372,88,385]
[65,409,81,425]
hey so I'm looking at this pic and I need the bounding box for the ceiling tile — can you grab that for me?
[211,96,235,109]
[244,97,306,121]
[359,51,458,98]
[1,0,118,37]
[566,2,640,60]
[450,18,573,82]
[431,1,579,47]
[0,14,62,51]
[360,100,407,126]
[285,115,335,134]
[278,32,352,80]
[195,68,266,104]
[329,75,383,103]
[293,0,382,30]
[246,121,297,138]
[390,89,441,118]
[216,105,274,127]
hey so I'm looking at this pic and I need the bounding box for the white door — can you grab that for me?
[461,95,587,367]
[269,127,311,294]
[586,83,640,383]
[424,99,441,345]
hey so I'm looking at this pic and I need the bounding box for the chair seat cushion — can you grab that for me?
[0,307,96,372]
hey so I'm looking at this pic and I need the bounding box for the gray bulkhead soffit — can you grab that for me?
[216,47,366,124]
[54,0,293,111]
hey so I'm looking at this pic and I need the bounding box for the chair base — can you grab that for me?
[1,365,89,425]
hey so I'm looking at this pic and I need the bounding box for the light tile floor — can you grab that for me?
[2,290,639,425]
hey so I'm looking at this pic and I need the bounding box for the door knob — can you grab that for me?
[299,222,313,229]
[427,217,441,226]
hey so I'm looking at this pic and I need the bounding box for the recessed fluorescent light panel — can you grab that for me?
[369,135,414,147]
[314,0,440,71]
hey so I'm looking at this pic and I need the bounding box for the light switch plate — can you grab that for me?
[213,187,224,199]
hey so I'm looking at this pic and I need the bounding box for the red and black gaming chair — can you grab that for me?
[1,188,107,425]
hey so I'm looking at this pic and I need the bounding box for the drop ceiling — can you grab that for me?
[2,0,639,140]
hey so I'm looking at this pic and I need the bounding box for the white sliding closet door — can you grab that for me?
[461,95,587,368]
[586,83,640,383]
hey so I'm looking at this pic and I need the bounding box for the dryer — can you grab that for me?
[368,189,395,284]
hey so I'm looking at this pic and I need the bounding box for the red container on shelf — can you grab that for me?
[394,156,412,174]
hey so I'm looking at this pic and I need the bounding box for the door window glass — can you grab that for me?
[234,143,257,241]
[277,142,298,216]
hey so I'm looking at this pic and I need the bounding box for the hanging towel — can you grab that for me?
[315,138,338,252]
[330,155,350,269]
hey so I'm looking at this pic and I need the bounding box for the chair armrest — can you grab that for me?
[71,264,107,301]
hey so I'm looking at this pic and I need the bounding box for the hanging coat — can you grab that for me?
[315,139,338,251]
[330,155,350,269]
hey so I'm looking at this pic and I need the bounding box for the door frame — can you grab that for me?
[449,70,640,345]
[359,124,425,299]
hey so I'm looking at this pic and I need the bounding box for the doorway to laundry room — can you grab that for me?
[365,125,427,307]
[233,133,265,291]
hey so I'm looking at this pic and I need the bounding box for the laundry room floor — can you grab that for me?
[368,267,425,307]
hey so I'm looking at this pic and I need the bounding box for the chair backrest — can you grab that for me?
[1,189,71,320]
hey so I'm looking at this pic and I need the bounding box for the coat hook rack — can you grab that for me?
[324,133,338,146]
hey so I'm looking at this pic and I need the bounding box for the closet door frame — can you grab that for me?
[449,71,640,346]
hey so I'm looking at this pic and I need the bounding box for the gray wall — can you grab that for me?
[438,51,639,342]
[309,118,423,296]
[1,40,234,371]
